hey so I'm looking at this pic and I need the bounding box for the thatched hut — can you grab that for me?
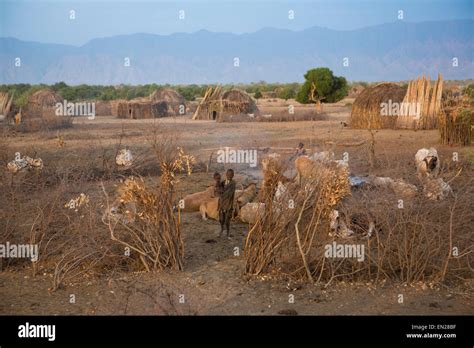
[193,87,259,122]
[110,99,126,117]
[397,75,443,130]
[150,88,185,115]
[23,89,64,119]
[94,100,112,116]
[350,83,406,129]
[0,92,14,121]
[117,98,168,119]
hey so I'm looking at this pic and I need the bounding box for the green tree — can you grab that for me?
[254,90,263,99]
[296,68,348,104]
[51,81,68,92]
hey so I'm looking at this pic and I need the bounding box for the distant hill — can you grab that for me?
[1,20,472,84]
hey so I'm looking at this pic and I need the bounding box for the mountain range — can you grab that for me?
[1,20,472,84]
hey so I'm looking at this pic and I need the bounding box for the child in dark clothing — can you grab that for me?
[215,169,236,239]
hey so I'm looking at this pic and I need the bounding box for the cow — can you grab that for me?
[239,202,266,224]
[180,186,216,212]
[295,152,348,186]
[294,156,318,185]
[415,148,440,180]
[260,156,290,200]
[236,183,257,207]
[309,151,335,162]
[199,197,220,221]
[369,176,418,198]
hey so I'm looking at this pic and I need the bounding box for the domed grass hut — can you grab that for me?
[350,83,407,129]
[17,89,73,131]
[192,87,259,122]
[150,88,186,116]
[23,89,64,119]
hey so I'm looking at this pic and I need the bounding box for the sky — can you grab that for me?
[0,0,472,46]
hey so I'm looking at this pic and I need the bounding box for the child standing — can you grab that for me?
[216,169,236,239]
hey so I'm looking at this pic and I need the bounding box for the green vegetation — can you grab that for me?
[463,84,474,99]
[0,82,304,105]
[296,68,348,104]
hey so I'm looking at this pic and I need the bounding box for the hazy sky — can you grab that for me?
[1,0,472,45]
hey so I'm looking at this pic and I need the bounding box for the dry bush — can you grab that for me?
[102,176,184,272]
[326,182,472,285]
[0,122,194,289]
[0,138,139,290]
[244,158,473,285]
[101,128,192,272]
[244,160,350,281]
[0,175,126,290]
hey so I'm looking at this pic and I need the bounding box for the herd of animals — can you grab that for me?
[179,146,453,239]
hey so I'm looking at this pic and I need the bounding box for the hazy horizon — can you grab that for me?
[1,0,472,45]
[2,18,473,47]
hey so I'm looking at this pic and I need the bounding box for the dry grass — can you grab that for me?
[244,158,351,281]
[12,116,74,133]
[0,124,193,290]
[244,152,473,286]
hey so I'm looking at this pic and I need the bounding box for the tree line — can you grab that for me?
[1,68,352,106]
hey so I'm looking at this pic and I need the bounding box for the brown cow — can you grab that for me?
[180,186,215,212]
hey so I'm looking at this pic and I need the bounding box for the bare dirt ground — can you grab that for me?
[1,100,473,315]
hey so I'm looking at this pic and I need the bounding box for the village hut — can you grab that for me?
[0,92,14,121]
[23,89,63,119]
[110,99,126,117]
[192,87,259,122]
[396,74,443,129]
[349,83,406,129]
[94,100,112,116]
[117,97,168,119]
[150,88,186,115]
